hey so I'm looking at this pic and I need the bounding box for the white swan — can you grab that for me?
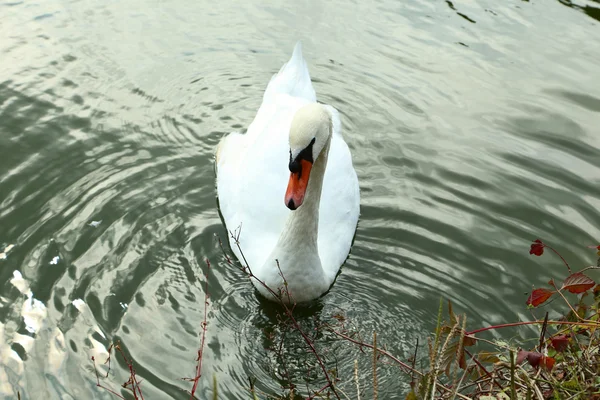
[215,42,360,303]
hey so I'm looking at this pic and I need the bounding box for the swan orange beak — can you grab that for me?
[285,159,312,210]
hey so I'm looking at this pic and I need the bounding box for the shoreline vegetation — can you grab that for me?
[88,235,600,400]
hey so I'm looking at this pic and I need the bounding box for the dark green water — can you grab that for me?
[1,0,599,398]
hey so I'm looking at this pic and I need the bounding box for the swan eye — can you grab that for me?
[288,137,316,174]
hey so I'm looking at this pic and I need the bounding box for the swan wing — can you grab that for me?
[318,106,360,282]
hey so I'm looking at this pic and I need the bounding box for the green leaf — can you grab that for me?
[405,390,417,400]
[478,351,500,363]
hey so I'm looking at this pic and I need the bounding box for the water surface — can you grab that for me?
[1,0,600,398]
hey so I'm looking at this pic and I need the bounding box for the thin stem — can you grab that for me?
[510,350,517,400]
[466,320,599,336]
[190,259,211,399]
[276,259,294,306]
[354,359,361,400]
[410,339,418,390]
[330,329,473,399]
[286,308,340,400]
[115,344,144,400]
[92,356,126,399]
[537,313,548,353]
[328,329,419,376]
[130,362,144,400]
[307,383,333,400]
[578,265,600,273]
[104,343,114,378]
[545,244,571,274]
[372,332,378,400]
[449,361,471,400]
[464,348,498,388]
[248,377,260,400]
[548,280,598,324]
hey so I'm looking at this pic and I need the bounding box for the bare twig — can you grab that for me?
[276,259,294,306]
[410,338,418,390]
[92,356,126,399]
[105,343,114,378]
[115,344,144,399]
[328,329,418,376]
[189,259,211,399]
[545,244,572,274]
[372,332,378,400]
[466,320,598,336]
[307,382,333,400]
[225,230,341,400]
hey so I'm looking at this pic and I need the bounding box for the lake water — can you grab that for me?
[1,0,599,398]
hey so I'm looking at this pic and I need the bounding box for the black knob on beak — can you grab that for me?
[289,159,301,174]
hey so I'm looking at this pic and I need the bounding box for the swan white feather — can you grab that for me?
[216,42,360,303]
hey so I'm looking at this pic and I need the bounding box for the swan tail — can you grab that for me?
[264,42,316,102]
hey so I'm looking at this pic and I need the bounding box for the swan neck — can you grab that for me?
[281,134,331,248]
[256,119,333,302]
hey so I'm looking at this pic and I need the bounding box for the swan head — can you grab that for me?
[285,104,332,210]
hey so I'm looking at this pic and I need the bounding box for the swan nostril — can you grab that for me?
[287,199,297,210]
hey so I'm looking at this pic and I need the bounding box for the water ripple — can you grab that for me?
[2,0,600,398]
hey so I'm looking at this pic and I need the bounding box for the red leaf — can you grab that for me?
[542,356,555,370]
[458,348,467,370]
[562,272,595,294]
[529,239,545,256]
[550,334,569,352]
[463,335,477,347]
[526,351,542,368]
[517,351,555,370]
[516,350,529,364]
[526,288,554,306]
